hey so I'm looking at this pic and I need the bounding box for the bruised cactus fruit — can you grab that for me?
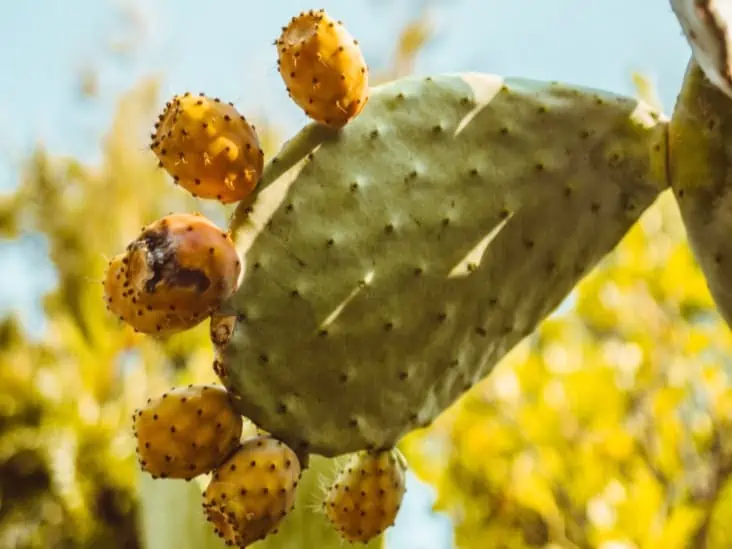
[132,384,243,480]
[103,212,242,336]
[151,93,264,203]
[323,448,407,543]
[277,8,369,128]
[203,435,301,547]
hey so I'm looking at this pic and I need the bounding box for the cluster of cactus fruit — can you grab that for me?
[104,3,732,547]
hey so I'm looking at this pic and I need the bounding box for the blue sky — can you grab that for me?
[0,1,695,548]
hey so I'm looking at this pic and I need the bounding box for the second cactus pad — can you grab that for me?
[220,72,669,457]
[669,58,732,328]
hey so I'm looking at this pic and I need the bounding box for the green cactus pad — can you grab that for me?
[219,72,668,457]
[670,0,732,99]
[669,59,732,327]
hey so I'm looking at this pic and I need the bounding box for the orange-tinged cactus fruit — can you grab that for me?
[323,448,407,543]
[277,9,369,128]
[103,213,242,336]
[203,436,301,547]
[132,384,243,480]
[151,93,264,203]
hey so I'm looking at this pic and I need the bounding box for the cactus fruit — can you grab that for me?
[103,212,242,336]
[668,57,732,327]
[202,435,301,547]
[218,71,668,457]
[277,9,369,128]
[670,0,732,99]
[151,93,264,203]
[323,448,407,542]
[132,384,243,480]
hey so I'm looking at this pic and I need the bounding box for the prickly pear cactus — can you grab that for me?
[217,71,669,458]
[116,7,729,545]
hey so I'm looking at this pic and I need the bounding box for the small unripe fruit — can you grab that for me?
[103,213,242,336]
[323,448,407,543]
[203,436,301,547]
[132,384,243,480]
[277,9,369,128]
[151,93,264,203]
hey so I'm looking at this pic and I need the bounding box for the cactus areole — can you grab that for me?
[217,72,669,458]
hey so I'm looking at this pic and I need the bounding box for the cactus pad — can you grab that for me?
[669,58,732,327]
[218,71,668,458]
[323,448,407,542]
[132,384,243,480]
[151,93,264,203]
[104,213,242,336]
[203,435,301,547]
[670,0,732,99]
[277,9,369,127]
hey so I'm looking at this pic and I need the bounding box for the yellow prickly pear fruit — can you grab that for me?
[132,384,243,480]
[103,212,242,336]
[203,435,301,547]
[277,9,369,128]
[323,448,407,543]
[151,93,264,203]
